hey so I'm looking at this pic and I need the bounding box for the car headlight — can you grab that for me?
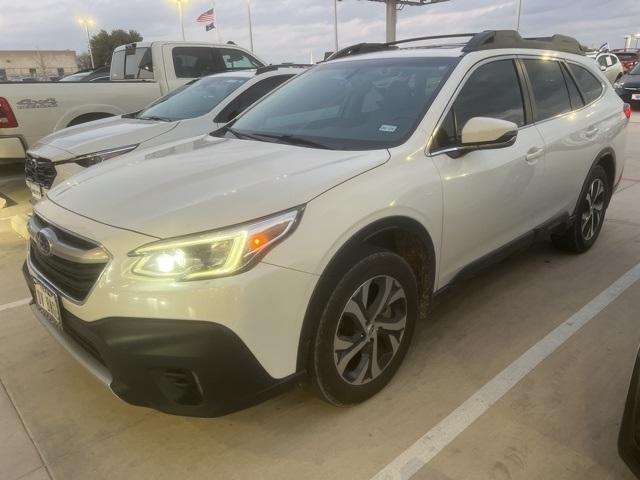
[73,144,138,167]
[129,208,303,280]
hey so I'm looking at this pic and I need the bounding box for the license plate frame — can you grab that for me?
[33,279,62,329]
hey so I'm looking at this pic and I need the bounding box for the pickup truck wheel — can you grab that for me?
[309,248,417,406]
[552,165,609,253]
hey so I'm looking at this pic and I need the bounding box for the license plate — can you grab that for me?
[34,280,61,329]
[26,180,42,200]
[632,94,640,100]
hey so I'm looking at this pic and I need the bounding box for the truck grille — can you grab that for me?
[28,215,108,302]
[25,154,57,188]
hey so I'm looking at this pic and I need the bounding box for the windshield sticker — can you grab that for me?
[379,124,398,133]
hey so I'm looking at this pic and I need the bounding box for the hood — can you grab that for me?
[33,116,179,159]
[48,135,389,238]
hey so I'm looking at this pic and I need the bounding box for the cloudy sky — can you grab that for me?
[1,0,639,64]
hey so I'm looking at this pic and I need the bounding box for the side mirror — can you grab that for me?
[459,117,518,152]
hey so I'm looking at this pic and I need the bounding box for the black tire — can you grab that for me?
[309,247,418,406]
[551,164,610,253]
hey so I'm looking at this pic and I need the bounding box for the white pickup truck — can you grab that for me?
[0,41,265,163]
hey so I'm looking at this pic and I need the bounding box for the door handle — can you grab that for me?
[584,126,599,139]
[525,146,544,162]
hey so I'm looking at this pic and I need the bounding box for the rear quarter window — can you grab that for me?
[567,63,603,105]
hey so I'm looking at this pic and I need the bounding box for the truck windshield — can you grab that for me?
[230,57,457,150]
[137,75,249,121]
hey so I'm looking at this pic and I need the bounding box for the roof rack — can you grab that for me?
[326,30,587,61]
[255,63,312,75]
[463,31,588,55]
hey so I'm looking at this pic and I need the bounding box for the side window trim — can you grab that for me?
[428,56,527,156]
[559,61,586,108]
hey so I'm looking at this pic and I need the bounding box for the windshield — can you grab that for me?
[630,63,640,75]
[138,75,249,121]
[230,57,457,150]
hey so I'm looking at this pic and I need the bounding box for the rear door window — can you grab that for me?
[172,47,225,78]
[567,63,603,104]
[431,59,525,151]
[523,59,571,121]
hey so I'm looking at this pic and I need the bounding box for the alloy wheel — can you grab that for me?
[333,275,407,385]
[581,177,606,241]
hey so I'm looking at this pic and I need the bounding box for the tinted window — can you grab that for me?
[561,65,584,110]
[610,55,618,65]
[215,75,293,123]
[567,63,603,104]
[219,48,263,70]
[173,47,225,78]
[231,57,457,150]
[430,59,524,151]
[597,56,607,67]
[137,75,249,121]
[524,59,571,121]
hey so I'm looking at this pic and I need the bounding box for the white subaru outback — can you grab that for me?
[24,30,630,417]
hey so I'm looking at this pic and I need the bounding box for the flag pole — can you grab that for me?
[246,0,254,52]
[515,0,522,32]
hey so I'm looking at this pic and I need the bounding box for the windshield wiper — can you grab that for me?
[225,127,265,141]
[136,115,174,122]
[251,133,335,150]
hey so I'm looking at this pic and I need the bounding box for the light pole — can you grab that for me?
[515,0,522,32]
[246,0,254,51]
[170,0,188,41]
[334,0,339,52]
[77,17,95,69]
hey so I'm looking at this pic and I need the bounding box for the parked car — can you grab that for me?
[24,65,306,201]
[611,49,640,73]
[24,30,629,417]
[615,63,640,107]
[593,52,624,84]
[0,41,265,164]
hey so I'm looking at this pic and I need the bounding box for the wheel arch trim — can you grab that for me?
[295,215,436,372]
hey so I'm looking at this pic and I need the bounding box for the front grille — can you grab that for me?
[25,154,57,188]
[29,215,107,301]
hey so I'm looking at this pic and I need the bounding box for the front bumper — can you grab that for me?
[24,263,303,417]
[619,348,640,477]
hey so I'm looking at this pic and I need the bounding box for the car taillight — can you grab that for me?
[0,97,18,128]
[624,103,632,119]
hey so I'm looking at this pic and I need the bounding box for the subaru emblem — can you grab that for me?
[35,228,55,256]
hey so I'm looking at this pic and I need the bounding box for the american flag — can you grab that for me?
[196,8,214,23]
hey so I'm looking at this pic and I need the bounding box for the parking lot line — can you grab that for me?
[372,261,640,480]
[0,298,31,313]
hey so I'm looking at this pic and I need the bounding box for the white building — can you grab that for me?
[0,50,79,81]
